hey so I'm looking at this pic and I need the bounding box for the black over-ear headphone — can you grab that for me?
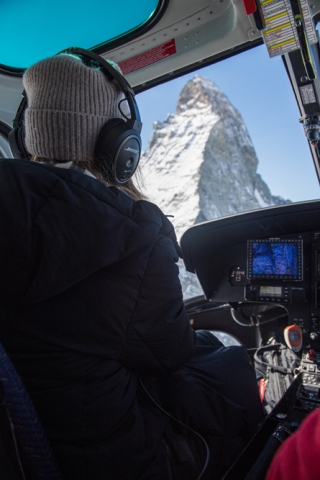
[9,47,142,184]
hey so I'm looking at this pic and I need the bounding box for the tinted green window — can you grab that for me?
[0,0,159,69]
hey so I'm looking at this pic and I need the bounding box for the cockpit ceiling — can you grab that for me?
[109,0,320,89]
[1,0,262,84]
[100,0,264,88]
[2,0,320,89]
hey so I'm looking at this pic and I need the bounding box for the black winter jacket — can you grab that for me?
[0,159,196,479]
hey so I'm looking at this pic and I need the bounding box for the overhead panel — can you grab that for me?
[104,0,243,87]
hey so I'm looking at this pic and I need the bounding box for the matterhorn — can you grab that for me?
[140,75,289,297]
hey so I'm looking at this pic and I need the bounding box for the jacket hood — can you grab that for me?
[0,159,180,306]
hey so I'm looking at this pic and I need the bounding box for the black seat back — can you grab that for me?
[0,342,64,479]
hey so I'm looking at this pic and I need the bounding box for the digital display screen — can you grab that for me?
[253,243,297,275]
[259,286,282,297]
[248,239,302,280]
[289,331,301,342]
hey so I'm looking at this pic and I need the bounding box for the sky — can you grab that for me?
[137,44,320,203]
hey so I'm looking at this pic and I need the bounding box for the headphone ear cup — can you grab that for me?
[9,125,29,159]
[94,118,141,184]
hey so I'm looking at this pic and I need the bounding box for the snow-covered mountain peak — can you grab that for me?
[141,75,289,238]
[176,75,238,118]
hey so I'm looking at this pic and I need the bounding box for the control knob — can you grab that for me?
[307,349,317,362]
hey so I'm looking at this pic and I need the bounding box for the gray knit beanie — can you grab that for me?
[23,54,128,161]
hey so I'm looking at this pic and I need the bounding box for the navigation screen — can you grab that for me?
[253,243,297,275]
[247,239,302,280]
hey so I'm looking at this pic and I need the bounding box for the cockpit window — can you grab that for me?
[0,0,160,69]
[138,44,320,298]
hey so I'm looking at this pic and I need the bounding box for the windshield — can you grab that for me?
[0,0,160,69]
[137,44,320,298]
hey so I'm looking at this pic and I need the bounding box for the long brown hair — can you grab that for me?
[30,156,147,201]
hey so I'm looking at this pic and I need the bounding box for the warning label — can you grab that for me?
[119,39,177,75]
[261,0,299,57]
[300,84,317,104]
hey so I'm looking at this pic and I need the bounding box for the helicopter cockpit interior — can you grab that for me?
[182,199,320,477]
[1,0,320,479]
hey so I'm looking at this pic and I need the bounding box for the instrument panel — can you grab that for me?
[181,200,320,346]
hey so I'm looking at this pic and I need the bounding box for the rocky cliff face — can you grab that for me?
[140,75,289,298]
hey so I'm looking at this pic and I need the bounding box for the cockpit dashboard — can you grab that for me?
[181,199,320,348]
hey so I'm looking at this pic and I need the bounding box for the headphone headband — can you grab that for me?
[61,47,142,134]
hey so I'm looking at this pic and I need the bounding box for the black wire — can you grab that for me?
[254,343,293,374]
[139,379,210,480]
